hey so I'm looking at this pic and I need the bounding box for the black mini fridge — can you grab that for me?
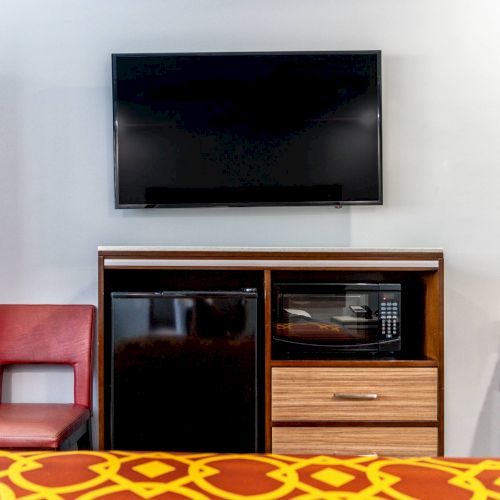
[110,290,262,452]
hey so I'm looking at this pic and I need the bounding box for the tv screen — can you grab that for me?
[112,51,382,208]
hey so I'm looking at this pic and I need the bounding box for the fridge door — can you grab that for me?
[110,290,260,452]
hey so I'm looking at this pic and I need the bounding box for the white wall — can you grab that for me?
[1,0,499,456]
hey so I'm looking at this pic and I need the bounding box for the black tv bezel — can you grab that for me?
[112,50,383,209]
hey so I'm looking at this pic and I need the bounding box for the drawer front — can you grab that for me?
[272,427,438,457]
[272,367,437,422]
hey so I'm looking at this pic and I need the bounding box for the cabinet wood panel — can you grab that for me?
[272,367,437,422]
[272,426,438,457]
[98,247,444,453]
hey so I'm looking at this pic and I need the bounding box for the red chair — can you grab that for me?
[0,305,95,450]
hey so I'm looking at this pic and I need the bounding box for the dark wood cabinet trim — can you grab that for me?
[271,359,439,368]
[272,421,438,427]
[264,270,272,452]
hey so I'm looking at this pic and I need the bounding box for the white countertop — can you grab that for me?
[98,246,443,253]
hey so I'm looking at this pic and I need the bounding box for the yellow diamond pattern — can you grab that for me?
[132,460,174,479]
[311,467,355,487]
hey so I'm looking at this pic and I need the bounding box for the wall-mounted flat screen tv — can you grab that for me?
[113,51,382,208]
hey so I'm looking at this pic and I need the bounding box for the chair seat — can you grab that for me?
[0,404,90,449]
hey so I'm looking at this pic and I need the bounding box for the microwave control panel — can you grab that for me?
[379,297,399,340]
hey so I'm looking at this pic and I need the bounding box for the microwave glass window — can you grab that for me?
[278,292,380,344]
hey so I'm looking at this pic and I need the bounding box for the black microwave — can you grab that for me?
[272,283,401,357]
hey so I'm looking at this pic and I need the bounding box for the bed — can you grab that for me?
[0,451,499,499]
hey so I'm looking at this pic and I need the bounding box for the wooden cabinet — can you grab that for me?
[98,247,444,456]
[271,427,438,456]
[272,367,437,422]
[271,366,439,456]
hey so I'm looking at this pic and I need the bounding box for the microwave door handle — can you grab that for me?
[333,393,379,400]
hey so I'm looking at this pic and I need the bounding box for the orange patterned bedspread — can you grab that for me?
[0,451,499,499]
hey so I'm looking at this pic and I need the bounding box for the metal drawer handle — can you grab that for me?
[333,393,379,400]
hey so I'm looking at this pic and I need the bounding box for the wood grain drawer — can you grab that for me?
[272,427,438,457]
[272,367,437,422]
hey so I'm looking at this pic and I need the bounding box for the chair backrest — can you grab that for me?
[0,304,95,409]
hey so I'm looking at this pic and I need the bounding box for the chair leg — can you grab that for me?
[59,420,92,451]
[77,420,93,450]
